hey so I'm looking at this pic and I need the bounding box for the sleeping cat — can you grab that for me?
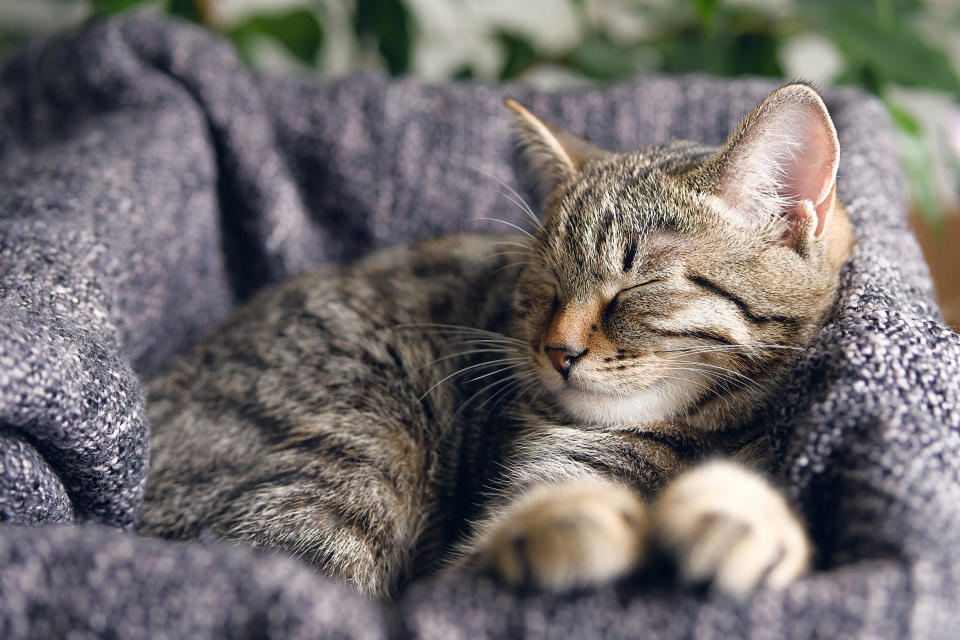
[138,83,854,600]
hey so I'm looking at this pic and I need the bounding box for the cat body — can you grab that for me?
[139,84,854,599]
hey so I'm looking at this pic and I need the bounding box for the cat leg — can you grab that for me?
[462,477,650,590]
[651,459,810,597]
[455,422,694,590]
[458,461,809,596]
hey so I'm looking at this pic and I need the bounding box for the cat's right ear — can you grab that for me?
[706,83,840,248]
[505,98,608,194]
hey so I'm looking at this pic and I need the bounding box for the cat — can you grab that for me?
[138,82,854,601]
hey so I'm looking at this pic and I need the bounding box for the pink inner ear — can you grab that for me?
[776,110,839,240]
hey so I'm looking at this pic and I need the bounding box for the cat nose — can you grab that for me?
[544,345,587,378]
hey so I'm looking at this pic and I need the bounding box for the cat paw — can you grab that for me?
[652,460,810,598]
[475,479,649,591]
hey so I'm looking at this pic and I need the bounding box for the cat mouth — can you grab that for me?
[550,372,639,400]
[550,377,694,426]
[564,379,618,396]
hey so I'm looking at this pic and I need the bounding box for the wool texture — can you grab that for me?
[0,12,957,639]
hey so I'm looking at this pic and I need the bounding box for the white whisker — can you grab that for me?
[419,357,526,400]
[466,363,525,384]
[475,217,535,240]
[463,162,542,229]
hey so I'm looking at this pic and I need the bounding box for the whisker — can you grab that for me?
[496,190,540,229]
[415,348,522,371]
[466,362,526,384]
[475,217,535,240]
[485,250,532,259]
[463,162,542,229]
[653,344,803,359]
[659,364,753,391]
[525,382,547,410]
[477,378,522,415]
[659,366,743,394]
[394,323,526,343]
[656,343,802,353]
[668,359,757,383]
[492,240,531,251]
[666,360,759,392]
[656,373,733,411]
[488,261,531,278]
[465,251,531,271]
[419,358,526,400]
[395,326,529,348]
[442,374,517,433]
[500,375,544,416]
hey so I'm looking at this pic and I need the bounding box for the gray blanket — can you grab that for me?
[1,12,958,639]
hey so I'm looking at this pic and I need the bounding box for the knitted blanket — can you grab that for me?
[1,13,958,639]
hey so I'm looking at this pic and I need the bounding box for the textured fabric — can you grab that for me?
[0,12,957,639]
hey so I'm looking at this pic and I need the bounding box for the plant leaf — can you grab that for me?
[568,35,643,81]
[166,0,202,23]
[691,0,720,26]
[495,30,537,80]
[353,0,412,75]
[90,0,151,14]
[228,8,324,66]
[887,99,942,224]
[801,1,960,94]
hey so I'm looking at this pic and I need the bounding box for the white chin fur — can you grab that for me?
[547,373,706,427]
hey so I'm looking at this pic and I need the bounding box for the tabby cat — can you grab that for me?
[139,83,854,600]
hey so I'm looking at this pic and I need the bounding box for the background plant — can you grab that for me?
[3,0,959,224]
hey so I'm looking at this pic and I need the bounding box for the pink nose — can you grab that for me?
[544,345,587,378]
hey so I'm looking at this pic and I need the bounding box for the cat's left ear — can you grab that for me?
[709,83,840,247]
[505,98,608,194]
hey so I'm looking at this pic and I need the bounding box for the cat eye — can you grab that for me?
[619,278,663,295]
[605,278,663,318]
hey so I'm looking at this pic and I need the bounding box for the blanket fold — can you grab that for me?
[1,11,959,639]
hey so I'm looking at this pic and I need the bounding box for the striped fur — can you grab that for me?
[139,84,854,599]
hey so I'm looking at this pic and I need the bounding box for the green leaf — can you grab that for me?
[801,1,960,95]
[888,100,942,224]
[354,0,412,75]
[645,9,784,78]
[568,35,643,81]
[691,0,720,26]
[228,8,324,66]
[495,31,538,80]
[452,65,475,80]
[885,100,922,136]
[90,0,151,14]
[166,0,202,23]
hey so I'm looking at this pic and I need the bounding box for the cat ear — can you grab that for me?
[710,83,840,246]
[505,98,608,193]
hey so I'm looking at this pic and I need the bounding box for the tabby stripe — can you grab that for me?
[686,275,797,326]
[649,328,734,345]
[271,433,405,492]
[228,398,408,493]
[595,209,616,251]
[559,445,672,498]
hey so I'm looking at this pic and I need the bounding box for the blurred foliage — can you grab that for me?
[7,0,960,222]
[228,8,323,66]
[353,0,412,75]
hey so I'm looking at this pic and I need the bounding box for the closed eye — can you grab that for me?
[619,278,663,295]
[603,278,664,320]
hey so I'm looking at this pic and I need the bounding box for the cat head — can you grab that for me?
[507,83,854,429]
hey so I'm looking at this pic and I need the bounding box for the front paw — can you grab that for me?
[474,479,649,591]
[652,461,810,598]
